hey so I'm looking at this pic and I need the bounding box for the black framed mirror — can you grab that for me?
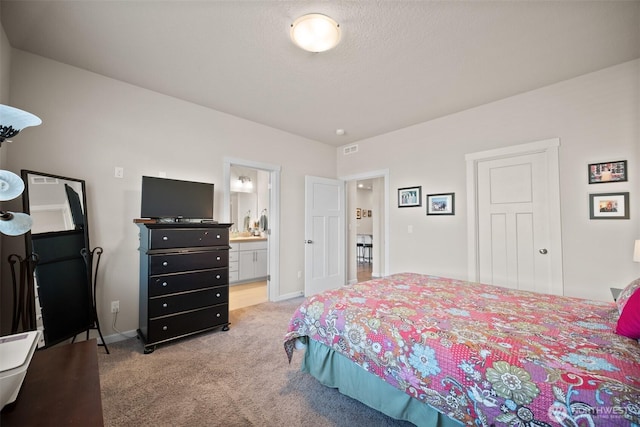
[20,170,96,348]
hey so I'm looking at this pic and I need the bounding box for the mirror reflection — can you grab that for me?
[25,174,85,234]
[229,166,269,235]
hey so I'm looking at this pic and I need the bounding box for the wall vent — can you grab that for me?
[343,144,358,155]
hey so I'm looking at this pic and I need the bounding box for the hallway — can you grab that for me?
[357,261,373,282]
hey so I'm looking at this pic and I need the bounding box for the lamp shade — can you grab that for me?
[0,170,25,202]
[634,240,640,263]
[0,104,42,142]
[290,14,341,53]
[0,211,33,236]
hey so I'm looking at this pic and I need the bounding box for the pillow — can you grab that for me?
[616,277,640,314]
[616,285,640,340]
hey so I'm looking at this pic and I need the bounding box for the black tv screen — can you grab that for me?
[141,176,214,220]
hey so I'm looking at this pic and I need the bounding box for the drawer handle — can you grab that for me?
[163,303,168,308]
[216,313,221,318]
[163,236,168,241]
[216,256,221,261]
[216,234,221,239]
[162,326,168,331]
[216,293,221,298]
[162,282,168,287]
[163,261,168,266]
[216,275,221,279]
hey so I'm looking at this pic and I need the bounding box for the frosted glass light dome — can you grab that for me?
[0,105,42,144]
[0,170,25,202]
[290,14,341,53]
[0,212,33,236]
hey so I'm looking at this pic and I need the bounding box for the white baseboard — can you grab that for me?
[102,329,138,344]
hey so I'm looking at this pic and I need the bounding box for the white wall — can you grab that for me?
[4,49,336,337]
[338,60,640,302]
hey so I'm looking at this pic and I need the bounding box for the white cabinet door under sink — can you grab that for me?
[236,241,268,282]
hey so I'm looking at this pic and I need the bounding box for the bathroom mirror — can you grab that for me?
[230,192,257,232]
[21,170,94,348]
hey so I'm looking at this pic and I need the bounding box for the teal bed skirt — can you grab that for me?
[301,339,462,427]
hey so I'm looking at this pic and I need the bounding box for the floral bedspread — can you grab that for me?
[284,273,640,426]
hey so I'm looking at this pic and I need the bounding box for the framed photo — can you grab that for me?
[427,193,455,215]
[588,160,627,184]
[356,208,361,219]
[398,186,422,207]
[368,210,372,218]
[589,192,629,219]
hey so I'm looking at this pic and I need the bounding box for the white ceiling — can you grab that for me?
[1,1,638,147]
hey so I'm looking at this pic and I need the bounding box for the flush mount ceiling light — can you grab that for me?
[290,13,341,53]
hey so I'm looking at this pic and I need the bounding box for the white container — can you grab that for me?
[0,330,40,409]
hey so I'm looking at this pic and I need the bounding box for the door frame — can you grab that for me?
[340,169,390,281]
[223,157,281,302]
[465,138,564,294]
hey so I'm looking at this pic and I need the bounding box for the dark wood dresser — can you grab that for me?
[136,222,232,353]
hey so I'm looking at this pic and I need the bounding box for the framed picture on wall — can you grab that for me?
[356,208,361,219]
[588,160,627,184]
[589,192,629,219]
[398,186,422,207]
[427,193,455,215]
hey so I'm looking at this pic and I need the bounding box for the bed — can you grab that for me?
[284,273,640,426]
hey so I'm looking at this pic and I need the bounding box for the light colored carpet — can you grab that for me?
[98,298,414,426]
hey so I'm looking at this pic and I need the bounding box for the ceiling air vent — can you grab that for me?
[343,144,358,155]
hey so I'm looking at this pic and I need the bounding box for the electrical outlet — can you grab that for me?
[114,167,124,178]
[111,300,120,313]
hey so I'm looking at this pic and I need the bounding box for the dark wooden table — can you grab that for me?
[1,338,104,426]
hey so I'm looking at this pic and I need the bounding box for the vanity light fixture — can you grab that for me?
[290,13,341,53]
[0,104,42,147]
[238,176,253,189]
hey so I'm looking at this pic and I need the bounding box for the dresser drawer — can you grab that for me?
[150,228,229,249]
[147,305,229,343]
[149,269,227,297]
[148,286,228,318]
[150,250,228,275]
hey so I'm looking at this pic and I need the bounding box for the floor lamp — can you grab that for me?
[1,104,42,333]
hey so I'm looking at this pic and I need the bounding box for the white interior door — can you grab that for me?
[467,139,563,295]
[477,152,553,293]
[304,176,345,296]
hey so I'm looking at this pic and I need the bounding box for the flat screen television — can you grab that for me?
[141,176,214,221]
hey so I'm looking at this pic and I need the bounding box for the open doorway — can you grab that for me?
[223,158,281,310]
[342,170,389,284]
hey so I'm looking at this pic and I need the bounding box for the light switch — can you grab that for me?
[114,167,124,178]
[408,225,413,234]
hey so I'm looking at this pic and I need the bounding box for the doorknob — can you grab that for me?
[539,248,548,254]
[305,240,313,244]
